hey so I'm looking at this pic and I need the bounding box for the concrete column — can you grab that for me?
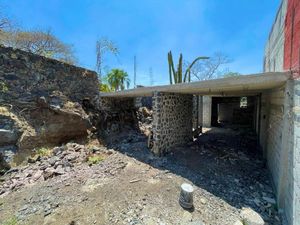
[199,96,203,127]
[192,95,202,129]
[151,92,193,156]
[202,96,212,127]
[277,79,300,225]
[292,80,300,225]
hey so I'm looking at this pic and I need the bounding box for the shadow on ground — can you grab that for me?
[104,126,279,224]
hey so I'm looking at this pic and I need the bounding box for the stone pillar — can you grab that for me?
[152,92,193,156]
[202,96,212,127]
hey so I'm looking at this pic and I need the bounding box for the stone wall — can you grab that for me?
[0,46,99,106]
[151,92,193,156]
[100,97,137,134]
[134,96,152,109]
[0,46,99,165]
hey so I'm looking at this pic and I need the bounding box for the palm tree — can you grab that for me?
[105,69,130,91]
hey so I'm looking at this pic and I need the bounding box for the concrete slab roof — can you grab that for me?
[100,72,292,98]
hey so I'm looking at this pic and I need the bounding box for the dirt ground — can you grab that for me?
[0,127,281,225]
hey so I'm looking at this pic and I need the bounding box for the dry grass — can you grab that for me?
[64,101,75,109]
[0,106,10,115]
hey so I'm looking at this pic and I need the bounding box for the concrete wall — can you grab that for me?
[202,96,212,127]
[264,0,287,72]
[261,88,285,189]
[193,95,203,129]
[151,92,193,156]
[260,80,300,225]
[290,80,300,225]
[265,0,300,73]
[284,0,300,72]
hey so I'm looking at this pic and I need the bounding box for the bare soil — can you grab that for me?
[0,127,281,225]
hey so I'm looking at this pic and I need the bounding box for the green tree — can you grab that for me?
[168,51,209,84]
[105,69,130,91]
[99,83,112,92]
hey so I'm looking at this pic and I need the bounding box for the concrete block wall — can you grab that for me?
[260,80,300,225]
[264,0,287,72]
[264,0,300,73]
[266,88,285,189]
[291,80,300,225]
[151,92,193,156]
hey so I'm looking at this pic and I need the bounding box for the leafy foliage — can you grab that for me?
[87,154,104,165]
[0,81,8,93]
[2,216,18,225]
[168,51,208,84]
[103,69,130,91]
[99,83,112,92]
[34,147,52,158]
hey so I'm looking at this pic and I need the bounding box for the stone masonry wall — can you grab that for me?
[151,92,193,156]
[99,97,137,134]
[0,46,99,105]
[0,45,99,165]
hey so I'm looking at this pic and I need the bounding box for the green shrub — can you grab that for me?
[3,216,18,225]
[0,81,8,93]
[87,155,104,165]
[35,147,52,157]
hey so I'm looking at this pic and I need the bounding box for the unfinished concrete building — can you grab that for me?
[100,1,300,224]
[100,72,299,225]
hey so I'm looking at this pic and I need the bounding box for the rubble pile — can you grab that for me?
[136,107,152,137]
[0,143,112,196]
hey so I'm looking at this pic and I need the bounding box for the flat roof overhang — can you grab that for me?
[100,72,292,98]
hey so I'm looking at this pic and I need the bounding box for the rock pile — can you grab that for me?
[0,143,111,196]
[137,107,153,137]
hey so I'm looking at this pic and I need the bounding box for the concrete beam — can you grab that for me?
[100,72,291,98]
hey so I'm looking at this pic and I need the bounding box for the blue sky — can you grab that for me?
[3,0,281,86]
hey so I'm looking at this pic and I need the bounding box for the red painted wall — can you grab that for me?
[284,0,300,72]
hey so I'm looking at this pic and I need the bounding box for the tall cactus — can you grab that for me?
[168,51,209,84]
